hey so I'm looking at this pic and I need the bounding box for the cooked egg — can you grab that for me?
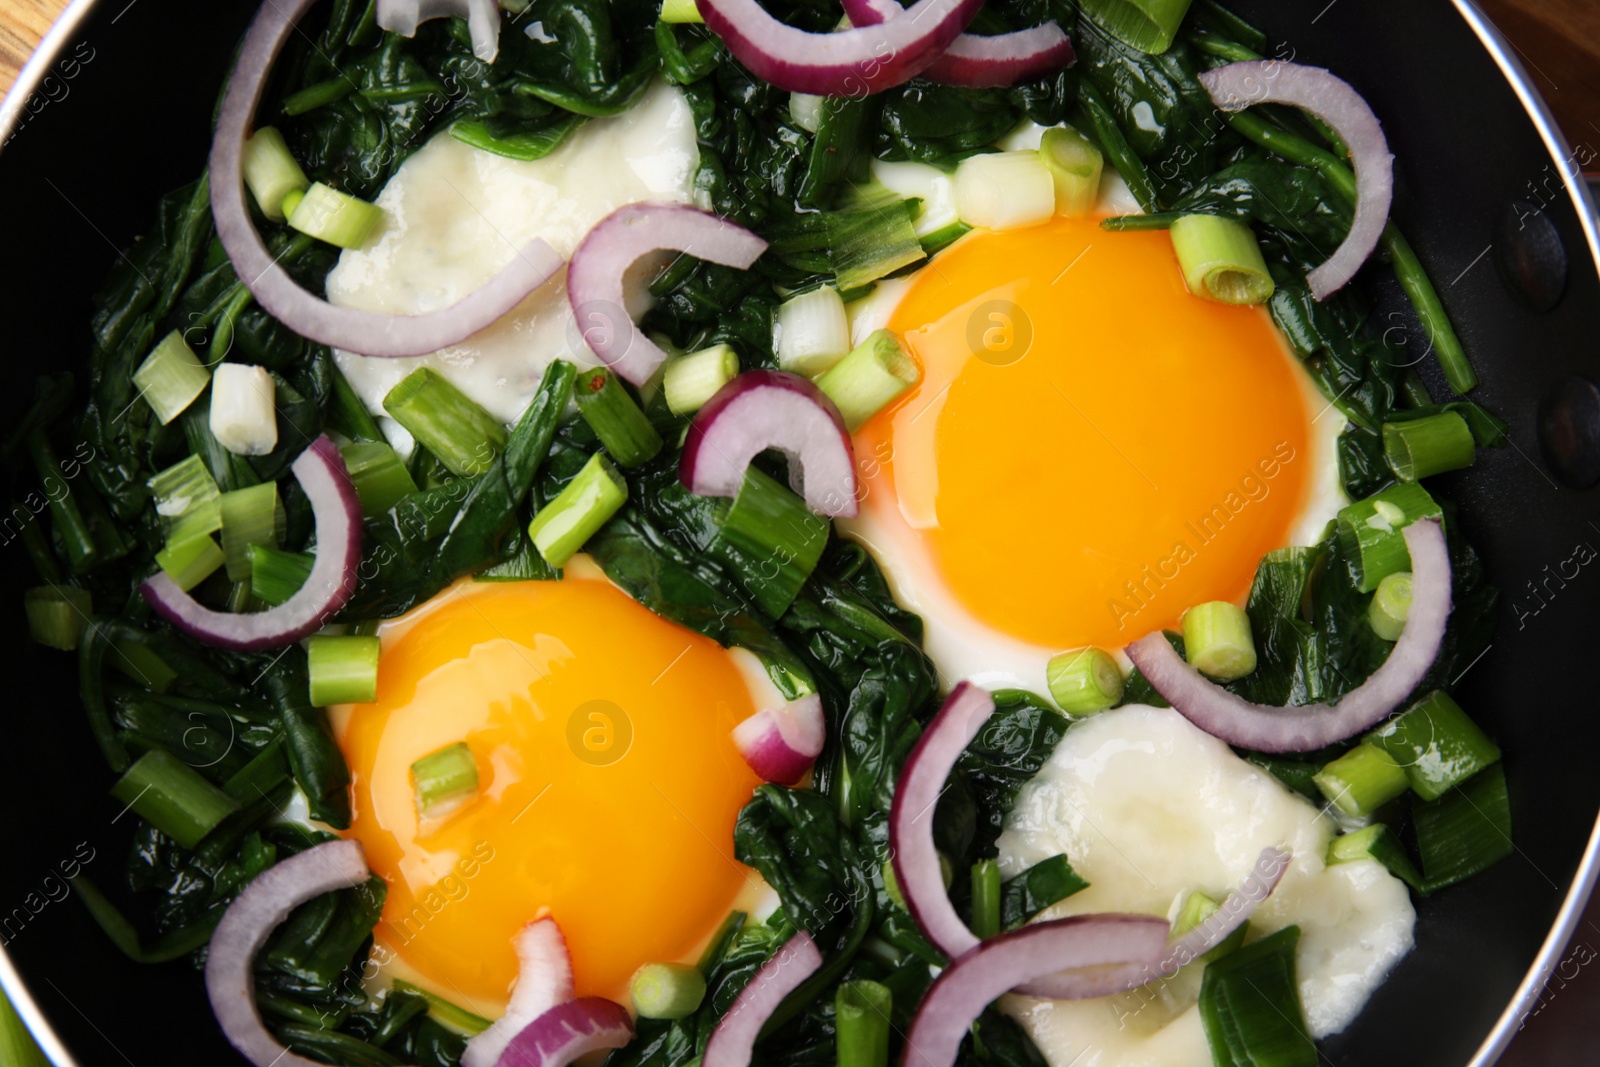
[997,706,1416,1064]
[330,559,771,1012]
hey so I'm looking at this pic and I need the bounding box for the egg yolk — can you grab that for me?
[857,215,1312,650]
[335,570,762,1009]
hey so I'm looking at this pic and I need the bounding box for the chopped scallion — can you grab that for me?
[148,454,223,543]
[528,453,628,567]
[242,127,310,221]
[1325,824,1423,891]
[815,329,920,431]
[660,0,705,23]
[410,741,481,819]
[1312,742,1409,817]
[384,367,507,477]
[1082,0,1197,54]
[1171,889,1246,963]
[1046,646,1124,716]
[341,441,419,517]
[155,533,226,592]
[1382,410,1476,482]
[574,367,663,467]
[287,182,384,249]
[710,467,830,617]
[110,748,240,849]
[1413,763,1513,893]
[133,331,212,426]
[970,859,1002,940]
[248,544,314,606]
[1335,483,1443,593]
[307,634,381,705]
[1170,214,1275,305]
[1197,925,1315,1067]
[663,344,740,416]
[835,980,893,1067]
[24,585,91,650]
[954,151,1057,231]
[630,962,707,1020]
[790,92,824,134]
[1366,571,1412,641]
[209,364,279,457]
[1181,601,1257,680]
[775,286,852,377]
[1039,126,1104,218]
[219,482,280,581]
[1367,691,1501,802]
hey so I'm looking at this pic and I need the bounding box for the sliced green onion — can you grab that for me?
[574,367,662,467]
[1000,854,1088,928]
[155,533,226,592]
[209,364,278,456]
[279,188,306,219]
[25,585,91,650]
[1366,691,1502,802]
[1039,127,1104,218]
[242,127,310,221]
[341,441,419,517]
[133,331,212,426]
[410,741,481,819]
[0,983,49,1067]
[835,980,893,1067]
[954,151,1056,231]
[767,204,926,292]
[219,482,280,581]
[1046,646,1124,716]
[710,467,830,617]
[384,367,507,477]
[1413,763,1512,893]
[920,220,971,256]
[1367,571,1412,641]
[1082,0,1196,54]
[775,287,852,377]
[1198,926,1314,1067]
[815,329,920,431]
[630,962,707,1020]
[307,634,381,705]
[790,92,824,134]
[1325,824,1423,891]
[1335,483,1443,593]
[287,182,384,249]
[528,453,628,567]
[663,344,740,416]
[248,544,314,606]
[1172,889,1246,963]
[111,747,240,849]
[391,979,492,1035]
[1382,411,1476,482]
[1170,215,1275,305]
[1182,601,1257,680]
[148,453,223,543]
[108,633,178,692]
[970,859,1003,940]
[660,0,704,22]
[1312,742,1409,817]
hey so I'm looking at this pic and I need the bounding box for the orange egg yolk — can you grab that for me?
[335,570,762,1009]
[857,215,1312,649]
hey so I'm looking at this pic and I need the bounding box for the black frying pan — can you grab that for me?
[1,1,1596,1064]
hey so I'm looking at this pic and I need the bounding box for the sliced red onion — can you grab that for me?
[141,436,361,651]
[839,0,1074,88]
[732,694,825,785]
[889,682,995,961]
[212,0,564,358]
[376,0,502,63]
[697,0,984,95]
[680,370,859,519]
[1127,520,1450,754]
[567,203,766,387]
[462,918,575,1067]
[493,998,633,1067]
[904,915,1170,1067]
[703,932,822,1067]
[1199,61,1393,300]
[206,840,377,1067]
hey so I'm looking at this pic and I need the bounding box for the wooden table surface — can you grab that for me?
[1,0,1598,1065]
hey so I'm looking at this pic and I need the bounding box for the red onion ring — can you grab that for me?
[463,918,575,1067]
[141,436,361,651]
[904,915,1170,1067]
[839,0,1073,88]
[212,0,564,359]
[1127,520,1450,754]
[567,203,766,387]
[205,840,383,1067]
[376,0,503,63]
[889,682,994,962]
[493,998,633,1067]
[732,694,825,785]
[696,0,984,95]
[1199,61,1393,300]
[680,370,859,519]
[703,931,822,1067]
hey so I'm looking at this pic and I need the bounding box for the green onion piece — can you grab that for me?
[279,188,306,219]
[384,367,508,477]
[1082,0,1196,53]
[528,453,628,568]
[1366,571,1412,641]
[249,544,314,606]
[1039,126,1104,217]
[1413,763,1512,893]
[775,287,852,377]
[574,367,663,467]
[882,860,906,910]
[710,467,830,617]
[835,980,893,1067]
[660,0,705,22]
[242,127,310,222]
[0,983,49,1067]
[110,748,241,849]
[630,962,707,1019]
[663,344,740,416]
[1046,646,1124,716]
[1325,824,1423,891]
[768,205,927,292]
[148,453,223,542]
[953,150,1057,231]
[307,634,381,705]
[341,441,418,517]
[1198,925,1315,1067]
[999,854,1088,929]
[790,92,824,134]
[1181,601,1257,680]
[219,482,280,581]
[410,741,481,819]
[108,632,178,692]
[815,329,920,431]
[155,533,226,592]
[133,331,212,425]
[390,979,492,1035]
[287,182,384,249]
[1367,691,1502,802]
[24,585,91,650]
[919,220,972,256]
[970,860,1003,939]
[1382,410,1476,482]
[1312,742,1409,817]
[1170,214,1275,305]
[1172,889,1246,963]
[1335,483,1444,593]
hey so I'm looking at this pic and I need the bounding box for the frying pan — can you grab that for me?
[1,1,1596,1064]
